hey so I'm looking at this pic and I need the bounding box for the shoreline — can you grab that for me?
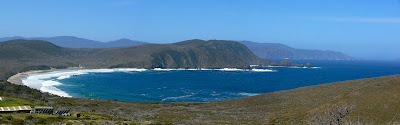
[6,67,277,98]
[7,67,86,85]
[7,67,278,86]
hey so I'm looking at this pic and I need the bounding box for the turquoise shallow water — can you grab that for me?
[48,60,400,102]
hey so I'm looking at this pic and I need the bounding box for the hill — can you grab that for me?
[106,38,148,48]
[0,39,279,79]
[0,37,356,60]
[0,36,25,41]
[85,39,275,68]
[0,36,147,48]
[0,36,357,60]
[150,39,273,68]
[31,36,106,48]
[237,41,356,60]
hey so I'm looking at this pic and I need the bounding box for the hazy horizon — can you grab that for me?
[1,0,399,60]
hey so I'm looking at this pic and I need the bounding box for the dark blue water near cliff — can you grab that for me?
[57,60,400,102]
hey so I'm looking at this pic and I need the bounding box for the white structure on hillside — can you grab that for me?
[0,97,5,101]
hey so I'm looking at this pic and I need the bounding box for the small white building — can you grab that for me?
[0,97,5,101]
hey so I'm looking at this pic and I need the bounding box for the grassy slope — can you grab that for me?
[152,75,400,124]
[0,97,38,107]
[1,74,395,124]
[1,74,399,124]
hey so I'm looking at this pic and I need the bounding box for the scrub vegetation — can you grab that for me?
[2,74,400,124]
[0,39,398,124]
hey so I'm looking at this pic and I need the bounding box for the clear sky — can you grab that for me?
[1,0,399,60]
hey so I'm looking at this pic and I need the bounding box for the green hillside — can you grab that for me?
[150,40,273,68]
[0,39,281,79]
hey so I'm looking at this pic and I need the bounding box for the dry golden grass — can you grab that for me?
[149,75,400,124]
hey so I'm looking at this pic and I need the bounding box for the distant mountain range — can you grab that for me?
[0,36,147,48]
[0,36,355,60]
[237,41,356,60]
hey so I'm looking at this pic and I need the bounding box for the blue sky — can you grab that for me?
[0,0,399,60]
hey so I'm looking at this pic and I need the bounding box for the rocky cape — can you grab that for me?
[237,41,356,60]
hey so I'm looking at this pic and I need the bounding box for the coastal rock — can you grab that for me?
[275,60,301,67]
[306,62,313,67]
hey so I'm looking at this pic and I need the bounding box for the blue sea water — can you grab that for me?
[50,60,400,102]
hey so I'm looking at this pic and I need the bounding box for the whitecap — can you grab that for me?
[161,93,196,102]
[152,68,200,71]
[199,68,213,70]
[251,69,277,72]
[215,68,244,71]
[211,93,220,96]
[288,66,302,68]
[152,68,173,71]
[56,75,72,80]
[238,92,260,96]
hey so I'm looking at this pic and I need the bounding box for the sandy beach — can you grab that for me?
[7,67,85,85]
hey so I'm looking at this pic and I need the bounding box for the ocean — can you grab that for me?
[22,60,400,102]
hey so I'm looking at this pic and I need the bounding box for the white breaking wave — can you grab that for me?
[266,65,286,67]
[22,75,72,97]
[251,69,277,72]
[199,68,213,70]
[238,92,260,96]
[267,65,322,69]
[56,72,89,80]
[161,94,195,102]
[214,68,245,71]
[152,68,174,71]
[40,80,71,97]
[21,68,276,97]
[21,68,148,97]
[151,68,276,72]
[288,66,322,69]
[56,75,72,80]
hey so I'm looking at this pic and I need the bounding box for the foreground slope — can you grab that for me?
[1,73,399,124]
[121,74,395,124]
